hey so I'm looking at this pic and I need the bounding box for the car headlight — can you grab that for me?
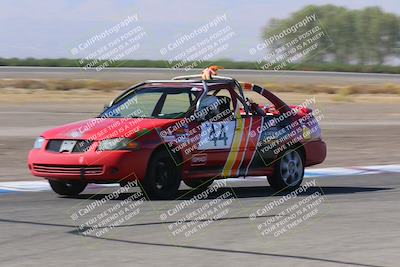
[98,138,140,151]
[33,136,45,149]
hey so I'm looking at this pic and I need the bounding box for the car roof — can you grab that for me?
[110,76,243,106]
[141,80,235,90]
[144,79,235,86]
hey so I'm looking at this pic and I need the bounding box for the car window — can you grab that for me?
[212,89,235,113]
[100,86,200,119]
[198,88,237,121]
[131,92,163,117]
[242,90,276,113]
[159,93,192,118]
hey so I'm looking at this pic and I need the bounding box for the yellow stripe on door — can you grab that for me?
[222,106,244,177]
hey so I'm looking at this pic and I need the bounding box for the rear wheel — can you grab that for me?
[183,179,214,190]
[48,180,87,196]
[268,149,304,191]
[140,150,181,200]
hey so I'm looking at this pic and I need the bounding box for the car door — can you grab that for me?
[187,87,252,178]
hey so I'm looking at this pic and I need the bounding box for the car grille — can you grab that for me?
[32,164,103,175]
[46,140,94,153]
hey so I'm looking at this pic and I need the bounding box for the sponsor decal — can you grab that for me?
[191,154,208,166]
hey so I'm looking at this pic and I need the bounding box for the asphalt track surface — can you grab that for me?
[1,174,399,267]
[1,66,400,84]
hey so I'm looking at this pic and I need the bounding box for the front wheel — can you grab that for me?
[140,150,181,200]
[48,180,87,196]
[268,149,304,191]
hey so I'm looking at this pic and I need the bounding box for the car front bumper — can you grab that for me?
[28,149,150,183]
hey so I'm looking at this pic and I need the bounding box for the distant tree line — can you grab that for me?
[1,5,400,75]
[1,57,400,74]
[263,5,400,65]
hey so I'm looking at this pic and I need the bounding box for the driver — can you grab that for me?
[197,95,220,121]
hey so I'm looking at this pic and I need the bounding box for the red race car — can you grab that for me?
[28,73,326,199]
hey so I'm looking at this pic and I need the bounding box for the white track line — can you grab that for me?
[0,164,399,193]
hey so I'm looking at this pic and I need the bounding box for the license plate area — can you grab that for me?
[59,140,77,153]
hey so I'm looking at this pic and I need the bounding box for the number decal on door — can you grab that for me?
[198,121,235,150]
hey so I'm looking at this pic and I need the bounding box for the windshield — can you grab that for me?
[100,86,202,119]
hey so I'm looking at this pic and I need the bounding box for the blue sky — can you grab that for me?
[0,0,399,60]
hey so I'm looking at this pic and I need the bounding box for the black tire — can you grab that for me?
[48,180,87,196]
[140,149,181,200]
[183,179,214,190]
[268,149,304,191]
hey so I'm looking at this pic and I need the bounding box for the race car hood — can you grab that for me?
[40,118,180,140]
